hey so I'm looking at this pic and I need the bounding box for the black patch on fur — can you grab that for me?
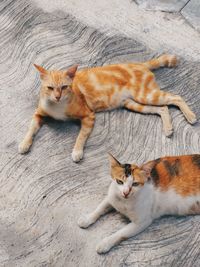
[123,164,132,177]
[163,159,180,177]
[155,158,161,164]
[192,155,200,169]
[150,167,160,186]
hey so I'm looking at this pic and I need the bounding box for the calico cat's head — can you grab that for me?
[109,154,152,199]
[34,64,78,102]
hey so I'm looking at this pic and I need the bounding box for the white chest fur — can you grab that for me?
[108,182,154,222]
[40,99,68,120]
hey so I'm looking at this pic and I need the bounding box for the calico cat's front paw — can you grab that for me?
[78,215,93,228]
[18,139,32,154]
[96,237,113,254]
[72,149,83,162]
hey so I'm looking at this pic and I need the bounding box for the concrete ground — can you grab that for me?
[0,0,200,266]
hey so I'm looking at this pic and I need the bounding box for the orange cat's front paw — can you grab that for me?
[72,149,83,162]
[18,139,32,154]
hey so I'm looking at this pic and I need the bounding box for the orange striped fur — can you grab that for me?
[19,55,196,162]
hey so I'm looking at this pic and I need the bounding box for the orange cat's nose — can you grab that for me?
[54,88,62,101]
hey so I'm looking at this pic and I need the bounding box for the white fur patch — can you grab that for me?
[40,98,68,120]
[108,181,200,222]
[153,188,200,217]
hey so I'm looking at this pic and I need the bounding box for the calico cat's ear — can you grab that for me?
[34,64,48,78]
[65,65,78,79]
[108,153,121,168]
[141,161,156,177]
[137,169,149,183]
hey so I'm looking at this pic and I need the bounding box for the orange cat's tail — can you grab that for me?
[143,54,178,70]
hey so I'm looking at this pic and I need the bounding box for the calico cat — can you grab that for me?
[78,154,200,254]
[18,55,196,162]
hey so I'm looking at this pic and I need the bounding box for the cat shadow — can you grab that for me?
[43,117,81,135]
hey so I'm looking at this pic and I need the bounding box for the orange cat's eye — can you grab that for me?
[47,86,54,90]
[61,85,68,90]
[132,182,139,187]
[116,179,123,185]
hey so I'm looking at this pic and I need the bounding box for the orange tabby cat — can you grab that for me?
[18,54,196,162]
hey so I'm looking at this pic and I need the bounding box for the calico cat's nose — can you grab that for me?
[123,192,129,198]
[123,187,131,198]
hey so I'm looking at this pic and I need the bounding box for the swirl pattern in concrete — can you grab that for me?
[0,0,200,266]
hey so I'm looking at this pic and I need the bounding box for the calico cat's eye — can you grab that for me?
[116,179,123,185]
[47,86,54,90]
[61,85,68,90]
[132,182,140,187]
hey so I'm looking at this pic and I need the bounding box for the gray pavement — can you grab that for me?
[136,0,200,32]
[0,0,200,266]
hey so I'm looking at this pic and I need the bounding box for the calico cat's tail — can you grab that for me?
[143,54,178,70]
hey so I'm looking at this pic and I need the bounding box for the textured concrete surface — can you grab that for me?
[1,0,200,266]
[135,0,200,32]
[181,0,200,31]
[135,0,189,12]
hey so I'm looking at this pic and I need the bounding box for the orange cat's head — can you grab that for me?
[109,154,151,199]
[34,64,78,102]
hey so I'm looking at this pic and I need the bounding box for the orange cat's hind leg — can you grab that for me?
[134,87,197,125]
[168,94,197,124]
[151,92,197,124]
[124,99,173,137]
[143,54,178,70]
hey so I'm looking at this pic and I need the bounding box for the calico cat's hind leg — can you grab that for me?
[124,99,173,137]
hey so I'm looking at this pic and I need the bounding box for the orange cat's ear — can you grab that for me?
[34,64,48,78]
[65,64,78,79]
[108,153,121,168]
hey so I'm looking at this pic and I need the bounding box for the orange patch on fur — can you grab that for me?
[151,91,160,104]
[100,65,132,81]
[34,114,43,126]
[148,155,200,196]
